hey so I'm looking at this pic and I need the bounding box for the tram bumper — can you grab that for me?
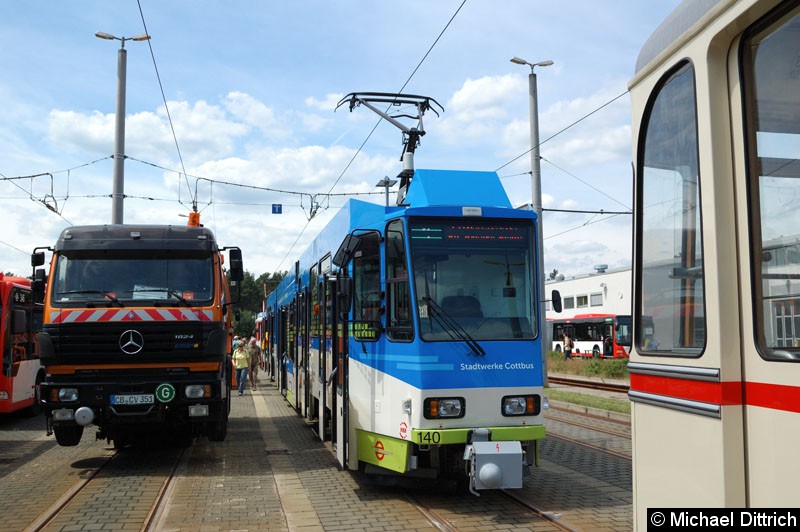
[463,428,523,495]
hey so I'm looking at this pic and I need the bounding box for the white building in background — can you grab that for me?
[545,264,631,319]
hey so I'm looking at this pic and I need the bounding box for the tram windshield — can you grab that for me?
[409,218,536,341]
[51,251,214,307]
[743,6,800,360]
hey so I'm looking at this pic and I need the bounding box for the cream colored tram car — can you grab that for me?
[629,0,800,526]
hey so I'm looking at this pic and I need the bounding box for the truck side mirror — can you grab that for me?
[32,269,46,304]
[228,248,244,282]
[31,252,45,267]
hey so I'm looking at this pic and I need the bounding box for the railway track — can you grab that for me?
[547,374,629,394]
[25,445,186,532]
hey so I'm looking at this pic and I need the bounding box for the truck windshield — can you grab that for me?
[409,218,536,341]
[52,251,214,306]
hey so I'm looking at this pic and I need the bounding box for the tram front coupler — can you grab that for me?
[464,428,524,496]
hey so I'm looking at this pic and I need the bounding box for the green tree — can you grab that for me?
[227,270,286,338]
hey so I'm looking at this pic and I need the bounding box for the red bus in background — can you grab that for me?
[550,313,632,359]
[0,274,43,414]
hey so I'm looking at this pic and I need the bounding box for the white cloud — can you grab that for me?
[439,74,525,145]
[223,91,280,136]
[305,93,344,111]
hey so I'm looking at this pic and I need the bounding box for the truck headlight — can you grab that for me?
[185,385,211,399]
[57,388,79,402]
[424,397,465,419]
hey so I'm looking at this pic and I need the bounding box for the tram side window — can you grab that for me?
[310,264,320,337]
[353,232,381,323]
[636,61,706,356]
[386,220,413,341]
[742,5,800,361]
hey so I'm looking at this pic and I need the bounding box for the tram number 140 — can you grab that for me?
[416,431,441,444]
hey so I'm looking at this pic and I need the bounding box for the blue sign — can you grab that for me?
[272,204,282,214]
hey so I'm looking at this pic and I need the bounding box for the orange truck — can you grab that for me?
[31,220,243,447]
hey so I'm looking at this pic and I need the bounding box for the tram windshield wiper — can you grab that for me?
[57,289,123,307]
[422,296,485,356]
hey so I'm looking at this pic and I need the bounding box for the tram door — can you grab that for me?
[331,275,349,469]
[738,7,800,506]
[317,272,332,440]
[278,307,288,396]
[300,287,311,419]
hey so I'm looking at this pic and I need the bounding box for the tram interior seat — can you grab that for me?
[441,295,483,318]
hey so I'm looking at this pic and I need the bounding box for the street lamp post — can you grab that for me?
[95,31,150,224]
[510,56,553,380]
[375,177,398,207]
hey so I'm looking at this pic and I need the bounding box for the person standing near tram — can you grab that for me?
[232,341,250,396]
[247,337,262,391]
[563,333,574,360]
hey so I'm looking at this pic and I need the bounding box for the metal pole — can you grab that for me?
[528,70,548,384]
[112,44,127,224]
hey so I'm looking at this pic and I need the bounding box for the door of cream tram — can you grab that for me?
[629,2,800,526]
[735,2,800,507]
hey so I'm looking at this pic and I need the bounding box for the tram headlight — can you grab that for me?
[55,388,79,402]
[502,395,539,416]
[423,397,465,419]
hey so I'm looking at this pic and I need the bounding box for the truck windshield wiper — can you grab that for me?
[422,296,485,356]
[57,289,123,307]
[130,287,192,306]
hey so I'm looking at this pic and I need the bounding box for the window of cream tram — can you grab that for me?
[742,4,800,361]
[636,61,706,356]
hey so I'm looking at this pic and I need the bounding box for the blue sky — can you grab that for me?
[0,0,681,279]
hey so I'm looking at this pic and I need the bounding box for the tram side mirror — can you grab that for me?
[32,268,46,304]
[333,234,360,268]
[228,248,244,282]
[337,276,353,314]
[551,290,562,313]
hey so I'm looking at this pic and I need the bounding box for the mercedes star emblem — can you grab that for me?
[119,330,144,355]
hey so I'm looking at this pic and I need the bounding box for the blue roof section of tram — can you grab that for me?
[404,169,513,208]
[266,168,525,305]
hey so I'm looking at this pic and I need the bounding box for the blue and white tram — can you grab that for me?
[629,0,800,525]
[265,169,558,492]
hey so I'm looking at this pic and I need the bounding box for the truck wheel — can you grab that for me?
[54,425,84,446]
[208,412,228,442]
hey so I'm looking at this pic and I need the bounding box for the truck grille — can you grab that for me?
[43,321,225,362]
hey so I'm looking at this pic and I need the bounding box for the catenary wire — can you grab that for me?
[274,1,467,272]
[324,0,467,198]
[495,89,628,173]
[136,0,194,207]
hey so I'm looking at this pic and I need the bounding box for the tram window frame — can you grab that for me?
[385,219,414,342]
[741,4,800,362]
[351,232,382,342]
[635,59,707,357]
